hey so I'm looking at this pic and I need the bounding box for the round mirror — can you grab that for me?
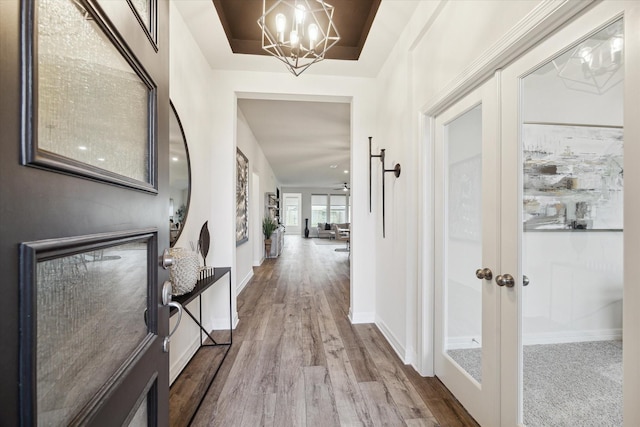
[169,101,191,247]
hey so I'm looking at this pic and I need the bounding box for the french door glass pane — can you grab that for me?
[521,19,623,426]
[37,241,149,425]
[445,105,483,383]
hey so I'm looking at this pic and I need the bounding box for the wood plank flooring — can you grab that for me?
[169,236,478,426]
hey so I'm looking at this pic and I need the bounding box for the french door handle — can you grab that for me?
[475,268,493,281]
[162,281,183,352]
[496,274,515,288]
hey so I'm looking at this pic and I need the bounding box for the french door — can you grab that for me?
[0,0,170,425]
[434,78,500,427]
[435,1,640,425]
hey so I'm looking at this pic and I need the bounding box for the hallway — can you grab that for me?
[170,236,478,426]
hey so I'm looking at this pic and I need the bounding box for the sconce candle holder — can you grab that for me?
[368,137,401,238]
[369,136,382,213]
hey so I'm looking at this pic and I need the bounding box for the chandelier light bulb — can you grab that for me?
[308,23,318,50]
[290,30,299,48]
[275,13,286,43]
[295,4,306,25]
[610,35,623,62]
[578,46,593,65]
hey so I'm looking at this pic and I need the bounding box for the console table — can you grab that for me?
[170,267,232,424]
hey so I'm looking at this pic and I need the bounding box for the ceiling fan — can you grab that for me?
[333,182,350,192]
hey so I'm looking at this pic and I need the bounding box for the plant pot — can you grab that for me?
[264,238,272,257]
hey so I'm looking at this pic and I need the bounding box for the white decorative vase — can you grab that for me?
[169,247,199,296]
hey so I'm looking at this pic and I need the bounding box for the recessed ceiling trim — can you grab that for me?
[213,0,381,61]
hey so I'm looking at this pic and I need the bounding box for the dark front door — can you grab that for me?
[0,0,170,425]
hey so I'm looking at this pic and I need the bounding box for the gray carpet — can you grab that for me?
[448,340,622,426]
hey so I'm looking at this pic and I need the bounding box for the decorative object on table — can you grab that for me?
[198,221,210,266]
[168,247,199,296]
[263,215,277,257]
[257,0,340,76]
[522,123,623,230]
[236,148,249,246]
[198,266,215,281]
[304,218,309,238]
[368,137,401,238]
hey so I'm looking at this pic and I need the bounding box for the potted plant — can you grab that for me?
[262,215,277,257]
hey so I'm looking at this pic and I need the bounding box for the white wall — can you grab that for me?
[168,2,237,382]
[236,108,278,294]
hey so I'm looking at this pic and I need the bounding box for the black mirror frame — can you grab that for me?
[169,100,192,247]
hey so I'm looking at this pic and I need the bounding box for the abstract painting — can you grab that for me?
[236,148,249,245]
[523,123,623,230]
[449,154,482,241]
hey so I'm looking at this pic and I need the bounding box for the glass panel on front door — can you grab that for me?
[35,240,151,425]
[445,104,483,383]
[36,0,152,185]
[520,19,624,426]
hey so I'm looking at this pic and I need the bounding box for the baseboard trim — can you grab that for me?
[169,335,200,385]
[349,310,375,324]
[375,317,407,363]
[446,329,622,350]
[233,312,239,329]
[405,345,418,367]
[236,269,254,295]
[523,329,622,346]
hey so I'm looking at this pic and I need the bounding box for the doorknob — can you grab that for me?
[496,274,515,288]
[161,248,174,269]
[475,268,493,280]
[523,275,530,286]
[162,281,182,353]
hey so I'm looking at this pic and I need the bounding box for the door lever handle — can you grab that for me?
[475,268,493,281]
[162,281,183,352]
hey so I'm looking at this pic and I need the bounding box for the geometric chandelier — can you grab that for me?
[258,0,340,76]
[552,20,623,95]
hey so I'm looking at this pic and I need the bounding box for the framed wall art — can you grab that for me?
[523,123,623,231]
[236,148,249,245]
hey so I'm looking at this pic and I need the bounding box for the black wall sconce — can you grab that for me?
[369,137,401,238]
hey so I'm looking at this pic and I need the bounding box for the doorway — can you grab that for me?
[283,193,302,235]
[432,2,639,425]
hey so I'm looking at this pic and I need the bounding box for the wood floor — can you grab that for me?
[169,236,478,427]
